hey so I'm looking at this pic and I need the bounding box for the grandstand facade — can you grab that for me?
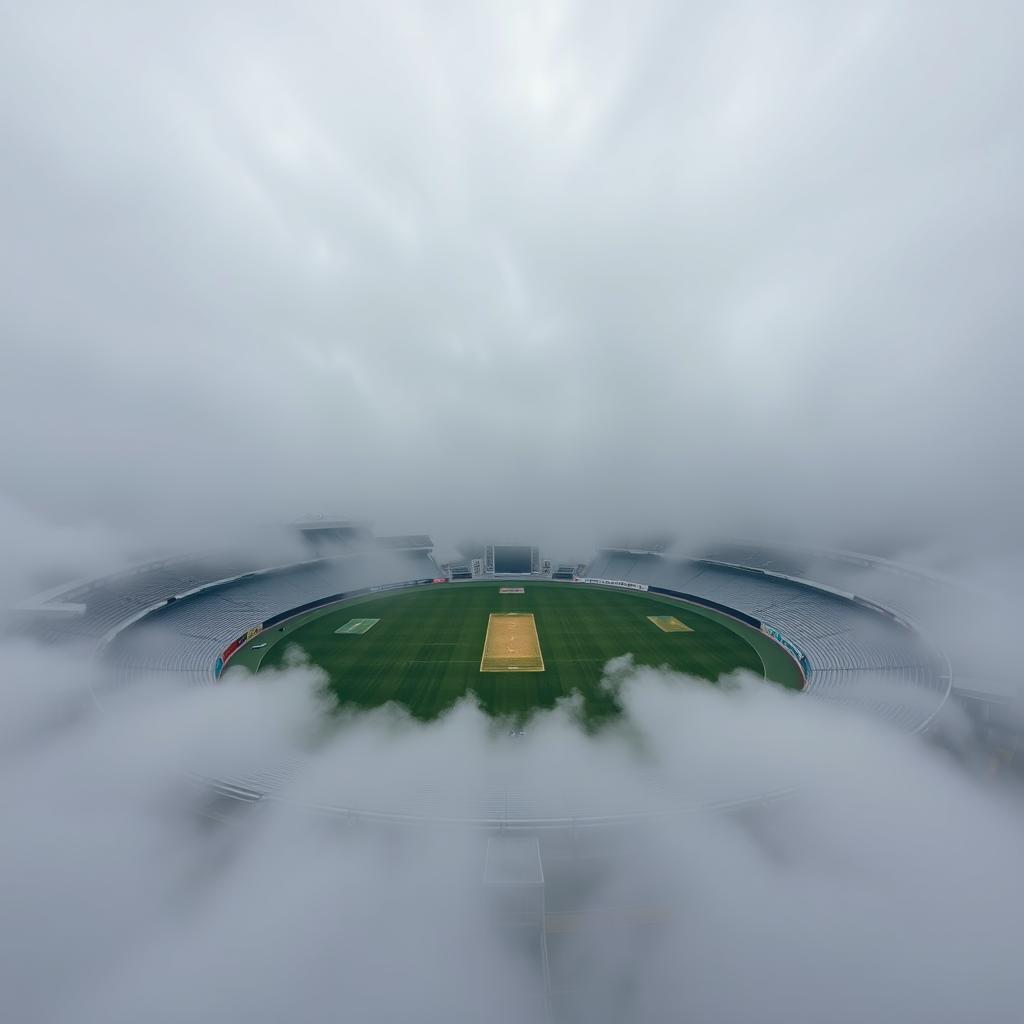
[11,525,1018,1013]
[12,525,1015,821]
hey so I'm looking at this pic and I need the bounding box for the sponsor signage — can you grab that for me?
[761,624,807,665]
[576,577,649,592]
[217,634,246,674]
[369,578,434,594]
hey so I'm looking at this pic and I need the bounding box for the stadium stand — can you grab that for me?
[14,530,1010,1016]
[101,549,438,676]
[587,549,950,733]
[374,534,434,550]
[13,531,986,819]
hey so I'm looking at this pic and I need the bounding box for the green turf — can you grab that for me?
[228,581,803,726]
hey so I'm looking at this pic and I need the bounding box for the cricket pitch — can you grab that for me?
[335,618,380,635]
[647,615,692,633]
[480,613,545,672]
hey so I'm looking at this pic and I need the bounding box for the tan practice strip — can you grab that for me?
[647,615,693,633]
[480,613,545,672]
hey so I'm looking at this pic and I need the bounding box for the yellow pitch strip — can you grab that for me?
[647,615,692,633]
[480,613,545,672]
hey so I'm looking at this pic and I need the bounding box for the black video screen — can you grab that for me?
[494,545,533,573]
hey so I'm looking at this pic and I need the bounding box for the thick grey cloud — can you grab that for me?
[2,4,1024,1020]
[1,1,1022,566]
[1,647,1023,1023]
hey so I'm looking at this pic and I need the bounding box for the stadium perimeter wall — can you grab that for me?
[30,546,966,826]
[216,576,810,688]
[216,576,444,676]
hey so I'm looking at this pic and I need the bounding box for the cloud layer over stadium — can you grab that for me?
[2,3,1024,1022]
[3,647,1024,1024]
[2,0,1023,583]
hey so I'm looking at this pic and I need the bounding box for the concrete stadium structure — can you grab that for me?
[12,527,1016,826]
[14,528,1020,1016]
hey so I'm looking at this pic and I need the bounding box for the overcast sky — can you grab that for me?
[1,0,1023,580]
[3,6,1024,1022]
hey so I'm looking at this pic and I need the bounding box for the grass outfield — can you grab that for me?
[228,581,803,725]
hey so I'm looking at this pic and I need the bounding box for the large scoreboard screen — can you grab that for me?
[493,545,534,573]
